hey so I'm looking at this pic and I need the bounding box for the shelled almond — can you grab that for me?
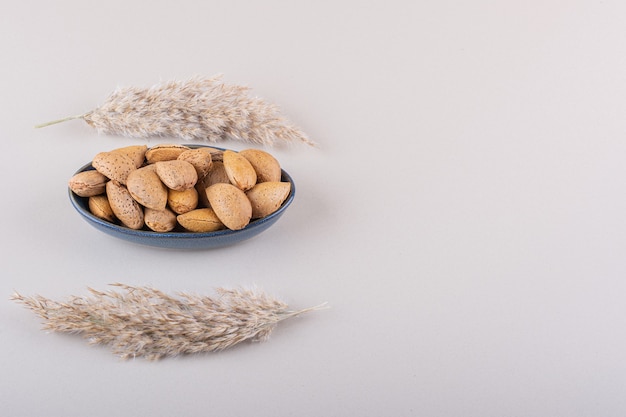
[68,144,291,233]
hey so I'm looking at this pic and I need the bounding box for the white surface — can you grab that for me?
[2,1,626,415]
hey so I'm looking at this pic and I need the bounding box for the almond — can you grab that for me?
[246,182,291,219]
[92,152,136,185]
[126,165,168,210]
[145,144,190,163]
[69,170,108,197]
[222,150,256,191]
[106,181,144,229]
[177,148,213,178]
[111,145,148,168]
[144,207,178,232]
[239,149,282,183]
[204,161,230,186]
[155,160,198,191]
[168,187,199,214]
[88,194,116,222]
[205,183,252,230]
[177,208,224,233]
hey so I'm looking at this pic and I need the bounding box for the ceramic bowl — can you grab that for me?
[68,145,295,249]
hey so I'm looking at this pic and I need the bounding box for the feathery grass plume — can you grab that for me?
[11,284,326,360]
[36,75,315,146]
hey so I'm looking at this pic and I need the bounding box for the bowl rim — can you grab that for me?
[68,144,295,241]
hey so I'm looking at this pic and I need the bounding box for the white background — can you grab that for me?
[2,1,626,416]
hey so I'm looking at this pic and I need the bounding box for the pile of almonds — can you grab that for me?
[69,144,292,233]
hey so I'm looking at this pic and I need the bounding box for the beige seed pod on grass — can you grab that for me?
[35,76,315,147]
[12,285,327,360]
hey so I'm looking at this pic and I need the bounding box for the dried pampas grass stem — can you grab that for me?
[12,284,326,360]
[36,75,314,146]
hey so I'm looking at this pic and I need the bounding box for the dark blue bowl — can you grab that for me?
[68,145,295,249]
